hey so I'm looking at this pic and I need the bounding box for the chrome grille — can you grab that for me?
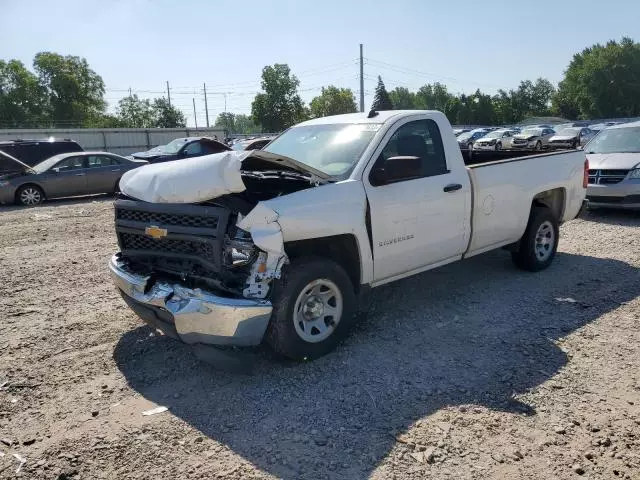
[587,169,629,185]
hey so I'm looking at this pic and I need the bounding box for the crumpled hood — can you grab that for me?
[586,152,640,170]
[119,149,329,204]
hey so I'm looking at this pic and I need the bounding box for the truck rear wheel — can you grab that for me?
[266,256,356,360]
[511,206,559,272]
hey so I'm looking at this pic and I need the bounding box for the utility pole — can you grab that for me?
[359,43,365,113]
[129,87,132,99]
[203,83,210,128]
[166,81,171,107]
[192,98,197,129]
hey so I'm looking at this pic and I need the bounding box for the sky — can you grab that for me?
[2,0,640,127]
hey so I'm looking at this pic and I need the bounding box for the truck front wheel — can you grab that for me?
[511,206,559,272]
[266,257,356,360]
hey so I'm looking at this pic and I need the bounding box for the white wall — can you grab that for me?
[0,128,226,156]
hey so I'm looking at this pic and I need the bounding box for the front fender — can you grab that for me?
[257,180,373,285]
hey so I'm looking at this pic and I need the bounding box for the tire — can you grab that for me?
[535,140,542,151]
[114,178,122,194]
[266,256,356,360]
[16,185,44,206]
[511,206,559,272]
[495,142,502,151]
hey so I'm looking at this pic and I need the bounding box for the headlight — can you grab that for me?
[223,228,257,267]
[628,168,640,180]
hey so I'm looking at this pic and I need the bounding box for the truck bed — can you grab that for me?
[463,148,587,258]
[463,148,578,166]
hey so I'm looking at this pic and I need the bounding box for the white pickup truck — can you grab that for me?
[109,110,588,360]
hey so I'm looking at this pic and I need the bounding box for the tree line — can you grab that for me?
[1,38,639,132]
[0,52,186,129]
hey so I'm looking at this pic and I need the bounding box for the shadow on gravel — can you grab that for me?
[114,250,640,479]
[581,208,640,226]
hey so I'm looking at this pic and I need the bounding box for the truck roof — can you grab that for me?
[296,110,441,127]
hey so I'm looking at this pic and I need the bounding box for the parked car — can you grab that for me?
[0,138,83,171]
[472,129,517,151]
[0,152,148,206]
[584,121,640,209]
[548,127,596,149]
[110,109,587,361]
[457,128,490,151]
[511,127,556,150]
[129,137,230,163]
[453,128,470,136]
[231,137,274,151]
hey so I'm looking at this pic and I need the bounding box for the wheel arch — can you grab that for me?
[532,187,566,222]
[14,182,47,203]
[284,234,362,293]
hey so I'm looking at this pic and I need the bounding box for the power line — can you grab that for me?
[364,57,510,90]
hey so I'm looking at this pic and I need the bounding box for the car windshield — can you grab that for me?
[585,126,640,154]
[483,131,504,139]
[520,128,542,136]
[33,154,71,173]
[159,138,189,154]
[262,123,381,176]
[556,128,581,136]
[457,132,474,141]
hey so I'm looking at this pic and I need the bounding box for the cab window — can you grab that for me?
[370,119,447,186]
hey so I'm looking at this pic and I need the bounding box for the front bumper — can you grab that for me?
[109,254,272,346]
[473,143,497,151]
[548,142,575,149]
[511,142,535,149]
[586,183,640,209]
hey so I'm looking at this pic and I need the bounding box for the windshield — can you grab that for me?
[555,128,581,136]
[585,126,640,154]
[33,154,69,173]
[520,128,542,137]
[457,132,474,141]
[483,131,504,139]
[263,123,381,176]
[159,138,189,154]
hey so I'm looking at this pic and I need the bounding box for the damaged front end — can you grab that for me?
[110,150,326,347]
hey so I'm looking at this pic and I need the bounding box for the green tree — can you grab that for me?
[415,82,453,111]
[388,87,416,109]
[371,76,393,111]
[116,94,154,128]
[152,97,186,128]
[214,112,236,132]
[554,37,640,118]
[0,60,48,127]
[309,86,357,118]
[234,114,259,134]
[251,64,306,132]
[33,52,106,127]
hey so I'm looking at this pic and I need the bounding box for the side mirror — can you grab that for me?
[373,156,422,185]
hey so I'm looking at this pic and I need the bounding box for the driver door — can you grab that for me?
[363,118,470,283]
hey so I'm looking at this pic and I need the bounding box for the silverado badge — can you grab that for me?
[145,225,167,239]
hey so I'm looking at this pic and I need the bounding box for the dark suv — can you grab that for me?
[0,139,84,172]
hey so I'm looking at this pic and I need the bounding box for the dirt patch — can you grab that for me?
[0,199,639,479]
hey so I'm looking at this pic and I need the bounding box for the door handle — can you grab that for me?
[75,173,86,176]
[111,169,121,172]
[443,183,462,192]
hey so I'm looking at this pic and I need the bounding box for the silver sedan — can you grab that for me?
[0,152,147,206]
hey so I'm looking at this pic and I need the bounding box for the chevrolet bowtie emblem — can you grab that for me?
[145,225,167,239]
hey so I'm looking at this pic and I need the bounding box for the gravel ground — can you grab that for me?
[0,197,639,480]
